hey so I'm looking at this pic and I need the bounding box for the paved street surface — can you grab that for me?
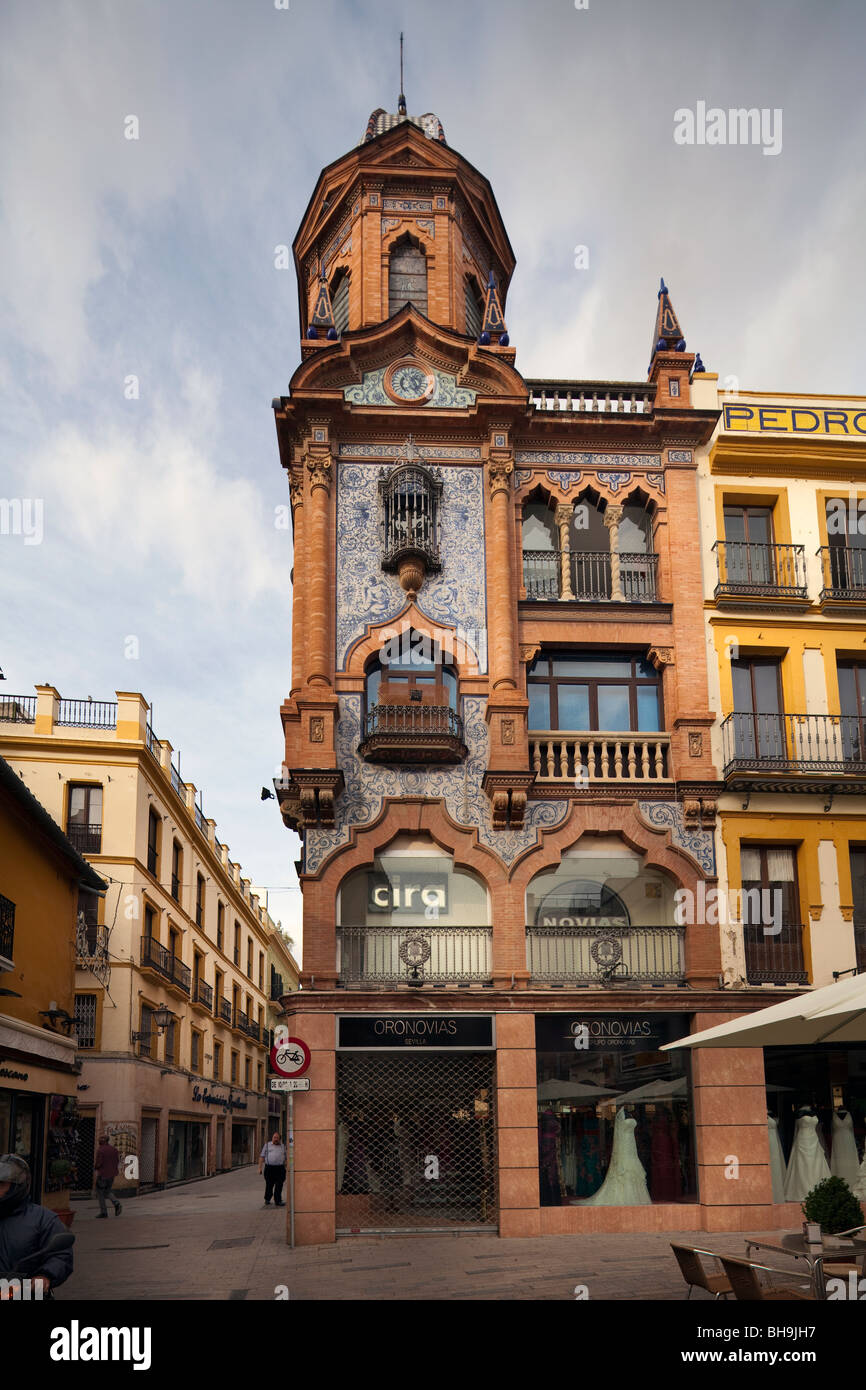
[58,1167,796,1301]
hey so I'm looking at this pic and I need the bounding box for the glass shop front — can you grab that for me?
[536,1013,697,1207]
[764,1044,866,1204]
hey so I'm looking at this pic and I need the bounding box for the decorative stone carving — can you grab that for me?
[683,798,701,829]
[688,731,703,757]
[699,799,716,828]
[309,716,325,743]
[488,459,514,497]
[501,718,515,745]
[307,454,332,493]
[492,790,509,828]
[520,644,541,665]
[648,646,675,671]
[289,470,304,508]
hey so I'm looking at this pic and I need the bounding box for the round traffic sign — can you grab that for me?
[270,1036,311,1078]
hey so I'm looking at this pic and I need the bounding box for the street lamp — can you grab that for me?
[153,1005,175,1034]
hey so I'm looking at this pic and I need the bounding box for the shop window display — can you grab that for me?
[536,1014,697,1206]
[764,1044,866,1202]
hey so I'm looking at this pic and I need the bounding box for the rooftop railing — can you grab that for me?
[526,380,655,415]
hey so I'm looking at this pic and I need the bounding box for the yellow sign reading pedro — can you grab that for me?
[723,404,866,436]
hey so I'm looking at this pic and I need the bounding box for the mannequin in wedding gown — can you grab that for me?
[783,1111,831,1202]
[581,1106,651,1206]
[767,1113,787,1203]
[854,1151,866,1202]
[830,1110,861,1188]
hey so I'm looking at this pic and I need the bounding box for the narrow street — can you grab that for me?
[59,1166,782,1301]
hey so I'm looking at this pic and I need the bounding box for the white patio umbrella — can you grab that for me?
[613,1075,688,1105]
[661,972,866,1051]
[536,1079,621,1100]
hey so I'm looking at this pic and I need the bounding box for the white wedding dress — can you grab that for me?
[830,1111,860,1188]
[854,1152,866,1202]
[783,1114,831,1202]
[581,1107,651,1206]
[767,1114,787,1203]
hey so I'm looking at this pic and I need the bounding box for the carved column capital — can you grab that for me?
[488,458,513,498]
[289,468,305,509]
[306,453,332,494]
[603,504,624,530]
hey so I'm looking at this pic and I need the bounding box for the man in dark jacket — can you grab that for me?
[94,1134,122,1217]
[0,1154,73,1295]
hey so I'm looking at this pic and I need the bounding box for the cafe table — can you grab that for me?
[745,1233,866,1299]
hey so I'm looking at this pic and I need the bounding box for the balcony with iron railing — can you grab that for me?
[818,546,866,603]
[743,925,809,985]
[0,696,36,723]
[233,1007,250,1034]
[526,379,656,416]
[358,703,467,764]
[721,712,866,780]
[712,542,808,603]
[192,978,213,1011]
[526,924,686,986]
[337,926,493,988]
[217,996,232,1025]
[0,893,14,969]
[530,730,672,784]
[56,699,118,728]
[139,935,191,995]
[522,550,659,604]
[146,722,161,758]
[65,821,102,854]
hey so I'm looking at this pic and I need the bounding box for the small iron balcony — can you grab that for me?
[712,542,807,602]
[721,712,866,779]
[743,925,808,985]
[523,550,659,603]
[359,703,467,764]
[526,924,685,985]
[818,546,866,602]
[338,926,493,987]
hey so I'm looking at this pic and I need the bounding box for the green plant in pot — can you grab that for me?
[802,1176,863,1236]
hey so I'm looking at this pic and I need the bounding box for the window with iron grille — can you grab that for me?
[164,1019,177,1065]
[331,267,350,334]
[244,1057,252,1089]
[191,1029,201,1072]
[465,275,483,339]
[75,993,97,1049]
[147,808,160,878]
[66,783,103,854]
[171,841,182,902]
[196,873,205,927]
[246,937,253,979]
[258,952,264,990]
[234,923,240,966]
[213,1040,222,1081]
[139,1004,155,1059]
[388,235,427,318]
[144,903,156,942]
[217,901,224,951]
[231,1050,239,1084]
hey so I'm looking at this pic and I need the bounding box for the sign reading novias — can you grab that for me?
[723,404,866,436]
[338,1014,494,1050]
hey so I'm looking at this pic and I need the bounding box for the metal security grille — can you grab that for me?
[336,1053,497,1232]
[72,1116,96,1192]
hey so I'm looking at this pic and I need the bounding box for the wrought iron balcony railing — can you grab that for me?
[193,978,213,1011]
[234,1007,250,1033]
[56,699,117,728]
[218,997,232,1024]
[380,464,442,574]
[0,696,36,723]
[359,703,467,764]
[337,926,493,987]
[140,935,191,993]
[712,541,807,599]
[743,925,808,985]
[0,893,14,967]
[530,730,672,783]
[721,712,866,777]
[818,546,866,601]
[526,925,685,985]
[522,550,659,603]
[65,822,102,854]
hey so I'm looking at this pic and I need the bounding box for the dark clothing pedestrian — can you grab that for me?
[94,1140,121,1216]
[0,1195,73,1288]
[259,1140,287,1206]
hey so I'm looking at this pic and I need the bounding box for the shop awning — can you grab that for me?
[661,972,866,1051]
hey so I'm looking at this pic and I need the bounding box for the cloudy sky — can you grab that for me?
[3,0,865,951]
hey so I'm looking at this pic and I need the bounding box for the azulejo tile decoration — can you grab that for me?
[338,444,483,460]
[637,800,716,875]
[336,463,487,670]
[302,696,570,874]
[514,452,662,468]
[344,366,476,408]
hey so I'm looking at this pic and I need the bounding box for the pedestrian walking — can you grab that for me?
[94,1134,122,1218]
[259,1132,287,1207]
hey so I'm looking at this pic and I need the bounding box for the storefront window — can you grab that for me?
[338,839,489,927]
[167,1120,209,1184]
[764,1044,866,1202]
[536,1014,697,1206]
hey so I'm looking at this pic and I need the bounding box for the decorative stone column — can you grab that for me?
[289,465,306,698]
[604,503,624,600]
[554,504,574,601]
[488,453,517,691]
[305,447,332,690]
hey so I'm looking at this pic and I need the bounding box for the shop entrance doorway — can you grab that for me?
[140,1117,158,1187]
[336,1053,497,1232]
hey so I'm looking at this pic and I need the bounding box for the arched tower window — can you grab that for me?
[465,275,484,338]
[380,462,442,577]
[388,235,427,318]
[331,267,350,334]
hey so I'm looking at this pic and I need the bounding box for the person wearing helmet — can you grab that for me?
[0,1154,73,1296]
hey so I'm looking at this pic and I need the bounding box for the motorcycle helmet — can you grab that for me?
[0,1154,31,1215]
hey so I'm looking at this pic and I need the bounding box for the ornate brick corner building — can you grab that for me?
[272,103,782,1242]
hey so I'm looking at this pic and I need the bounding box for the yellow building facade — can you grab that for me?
[0,687,300,1195]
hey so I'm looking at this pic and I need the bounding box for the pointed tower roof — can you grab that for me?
[360,107,447,145]
[651,277,686,358]
[479,270,509,346]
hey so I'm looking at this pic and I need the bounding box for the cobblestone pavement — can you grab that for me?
[58,1166,803,1301]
